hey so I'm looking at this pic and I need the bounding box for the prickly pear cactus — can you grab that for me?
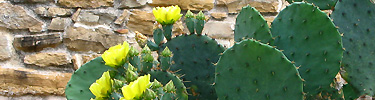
[234,5,272,43]
[215,39,304,100]
[285,0,337,10]
[65,57,115,100]
[331,0,375,99]
[271,2,343,99]
[160,34,225,99]
[149,71,188,100]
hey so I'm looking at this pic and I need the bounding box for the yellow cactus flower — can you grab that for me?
[102,41,130,68]
[89,71,113,98]
[120,74,151,100]
[153,5,182,25]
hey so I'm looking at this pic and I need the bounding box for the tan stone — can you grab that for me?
[77,12,100,25]
[64,26,126,53]
[117,0,147,8]
[127,10,155,35]
[48,17,72,30]
[47,7,74,17]
[0,29,11,61]
[149,0,215,11]
[58,0,114,8]
[34,7,47,16]
[0,96,66,100]
[0,3,44,32]
[0,67,71,96]
[210,12,228,20]
[202,21,234,39]
[173,21,186,35]
[24,52,71,67]
[115,29,129,34]
[13,33,62,52]
[71,8,81,22]
[114,9,129,25]
[72,54,101,70]
[264,16,275,27]
[218,0,280,13]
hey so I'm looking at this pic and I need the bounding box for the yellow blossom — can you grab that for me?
[102,41,130,68]
[120,74,151,100]
[153,5,182,25]
[89,71,113,98]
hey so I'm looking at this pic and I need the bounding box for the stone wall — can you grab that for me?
[0,0,286,99]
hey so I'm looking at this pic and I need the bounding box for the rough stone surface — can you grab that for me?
[173,21,186,35]
[115,29,129,34]
[47,7,74,17]
[127,10,155,35]
[0,29,11,61]
[72,54,101,70]
[24,52,71,67]
[64,26,126,53]
[13,33,61,52]
[217,0,280,13]
[116,0,147,8]
[264,16,275,26]
[0,3,44,32]
[71,8,81,22]
[114,9,129,25]
[0,67,71,96]
[34,7,47,16]
[202,21,233,39]
[13,33,61,51]
[48,17,72,31]
[58,0,114,8]
[0,96,66,100]
[9,0,53,3]
[149,0,215,11]
[77,12,100,25]
[210,12,228,20]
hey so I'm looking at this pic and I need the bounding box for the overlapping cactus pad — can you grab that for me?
[234,5,272,43]
[65,57,114,100]
[215,39,303,100]
[331,0,375,99]
[285,0,337,10]
[161,34,225,99]
[271,2,343,99]
[149,71,188,100]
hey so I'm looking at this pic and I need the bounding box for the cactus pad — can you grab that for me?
[215,39,303,100]
[285,0,337,10]
[271,2,343,99]
[234,5,272,43]
[65,57,114,100]
[149,71,188,100]
[161,34,225,99]
[331,0,375,99]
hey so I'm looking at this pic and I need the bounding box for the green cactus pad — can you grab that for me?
[215,39,303,100]
[149,71,188,100]
[271,2,343,99]
[65,57,115,100]
[234,5,273,43]
[331,0,375,99]
[285,0,337,10]
[160,34,225,99]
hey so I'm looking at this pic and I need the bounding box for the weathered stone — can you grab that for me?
[64,26,126,53]
[202,21,233,39]
[77,12,100,25]
[173,21,186,35]
[0,3,44,32]
[58,0,114,8]
[210,12,228,20]
[217,0,280,13]
[0,31,11,61]
[72,54,101,70]
[127,10,155,35]
[34,7,47,16]
[0,67,71,96]
[115,29,129,34]
[9,0,53,3]
[71,8,81,22]
[47,7,74,17]
[48,17,72,31]
[116,0,147,8]
[0,96,66,100]
[149,0,215,11]
[114,9,129,25]
[13,33,61,52]
[24,52,71,67]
